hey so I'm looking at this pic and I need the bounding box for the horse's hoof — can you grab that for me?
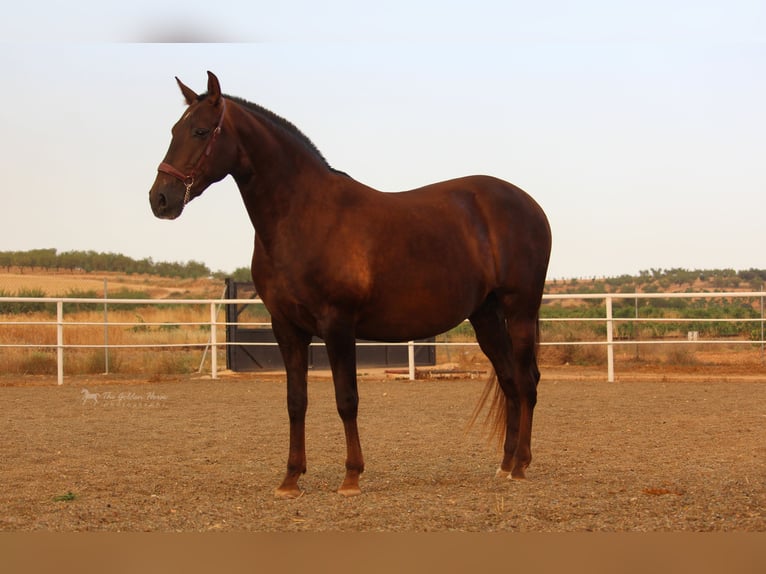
[274,487,304,499]
[495,468,511,479]
[337,485,362,497]
[496,467,527,480]
[511,467,527,480]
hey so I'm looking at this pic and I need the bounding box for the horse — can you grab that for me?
[149,71,552,498]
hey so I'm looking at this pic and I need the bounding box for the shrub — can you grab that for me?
[20,351,57,375]
[0,288,51,314]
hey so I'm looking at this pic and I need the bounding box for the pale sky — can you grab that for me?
[1,1,764,280]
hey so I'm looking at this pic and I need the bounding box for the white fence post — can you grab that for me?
[56,300,64,386]
[103,278,109,374]
[761,289,764,365]
[408,340,415,380]
[210,302,218,379]
[606,295,614,382]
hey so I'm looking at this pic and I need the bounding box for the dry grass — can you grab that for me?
[0,270,224,299]
[0,270,229,376]
[0,306,225,376]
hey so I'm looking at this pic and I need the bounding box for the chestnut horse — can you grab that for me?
[149,72,551,498]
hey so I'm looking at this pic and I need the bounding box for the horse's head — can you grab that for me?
[149,71,233,219]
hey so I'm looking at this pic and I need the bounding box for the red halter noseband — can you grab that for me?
[157,98,227,205]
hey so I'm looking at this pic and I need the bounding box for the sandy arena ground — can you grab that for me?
[0,367,763,532]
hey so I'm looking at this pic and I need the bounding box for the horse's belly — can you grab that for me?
[354,321,462,343]
[354,298,476,342]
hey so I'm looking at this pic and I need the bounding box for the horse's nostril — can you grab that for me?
[158,193,167,208]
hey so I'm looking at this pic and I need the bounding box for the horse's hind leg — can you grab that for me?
[470,294,542,479]
[502,296,541,478]
[469,296,520,477]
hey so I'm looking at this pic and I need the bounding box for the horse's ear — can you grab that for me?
[175,77,199,106]
[206,71,222,106]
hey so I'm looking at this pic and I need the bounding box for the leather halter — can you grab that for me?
[157,98,227,205]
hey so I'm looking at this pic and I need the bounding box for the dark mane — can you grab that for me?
[201,92,346,176]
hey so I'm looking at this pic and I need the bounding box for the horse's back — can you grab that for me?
[381,174,548,235]
[345,175,551,338]
[383,174,551,278]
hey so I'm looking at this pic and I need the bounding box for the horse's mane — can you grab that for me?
[200,92,347,176]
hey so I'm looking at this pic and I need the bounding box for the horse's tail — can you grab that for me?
[467,370,507,450]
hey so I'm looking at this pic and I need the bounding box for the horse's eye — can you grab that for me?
[194,128,210,137]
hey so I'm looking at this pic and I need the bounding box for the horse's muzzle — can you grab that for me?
[149,182,185,220]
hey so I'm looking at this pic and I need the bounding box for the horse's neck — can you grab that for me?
[229,105,336,249]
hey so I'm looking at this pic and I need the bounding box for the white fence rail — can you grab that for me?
[1,292,764,385]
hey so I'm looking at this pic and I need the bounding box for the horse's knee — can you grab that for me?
[335,391,359,421]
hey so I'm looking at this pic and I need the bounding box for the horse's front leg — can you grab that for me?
[324,328,364,497]
[272,319,311,499]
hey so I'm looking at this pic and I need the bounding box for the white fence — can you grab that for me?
[543,292,765,382]
[1,292,764,385]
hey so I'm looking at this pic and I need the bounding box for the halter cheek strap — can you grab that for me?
[157,98,227,205]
